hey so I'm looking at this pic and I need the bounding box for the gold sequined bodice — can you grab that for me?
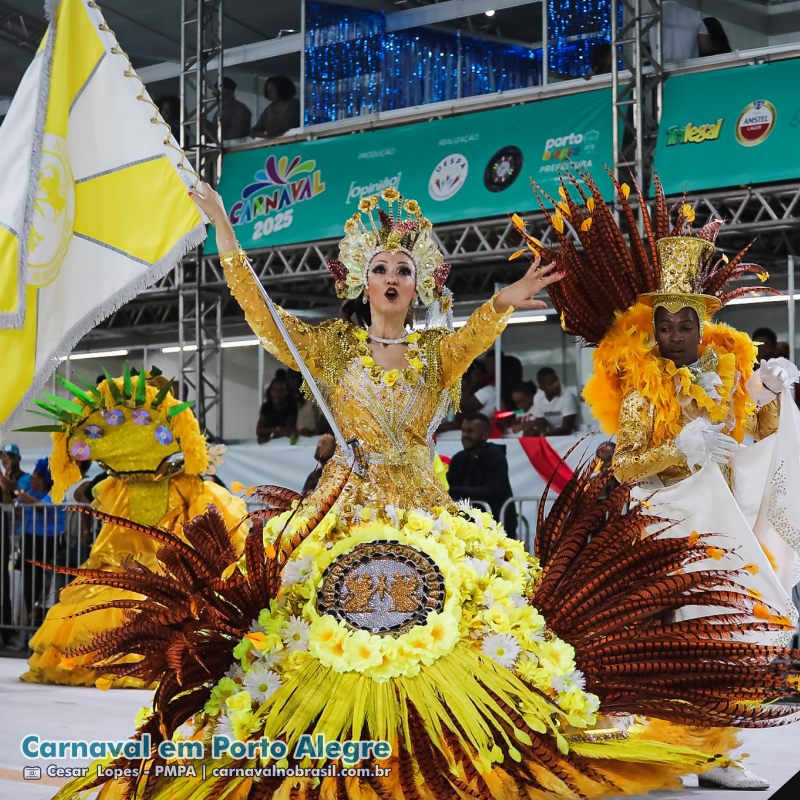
[221,249,513,517]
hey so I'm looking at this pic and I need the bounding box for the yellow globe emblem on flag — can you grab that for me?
[27,133,74,287]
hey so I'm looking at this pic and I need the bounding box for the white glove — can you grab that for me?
[759,357,797,392]
[676,418,739,470]
[748,357,800,408]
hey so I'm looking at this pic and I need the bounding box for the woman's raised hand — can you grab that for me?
[494,256,563,312]
[189,181,237,251]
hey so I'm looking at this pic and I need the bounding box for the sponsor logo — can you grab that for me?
[484,145,523,193]
[357,148,396,160]
[665,118,723,145]
[438,134,479,147]
[229,154,325,228]
[540,129,599,162]
[736,100,776,147]
[346,172,402,204]
[428,154,468,201]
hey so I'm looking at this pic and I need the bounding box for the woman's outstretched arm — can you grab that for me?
[190,183,325,375]
[440,257,563,388]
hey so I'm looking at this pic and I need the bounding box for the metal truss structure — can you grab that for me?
[611,0,663,188]
[0,1,46,53]
[178,0,224,437]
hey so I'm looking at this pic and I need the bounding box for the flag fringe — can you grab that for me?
[0,222,207,440]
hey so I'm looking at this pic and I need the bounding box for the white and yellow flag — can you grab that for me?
[0,0,204,436]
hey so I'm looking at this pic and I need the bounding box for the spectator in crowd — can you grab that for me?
[155,94,181,142]
[257,375,298,443]
[507,381,538,436]
[466,359,495,416]
[589,42,613,75]
[447,413,518,538]
[703,17,732,55]
[302,433,336,494]
[219,77,252,140]
[0,443,30,502]
[528,367,579,436]
[649,0,713,62]
[252,76,301,139]
[752,326,778,363]
[1,443,31,647]
[288,369,326,436]
[18,459,63,629]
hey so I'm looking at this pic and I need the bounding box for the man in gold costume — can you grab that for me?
[517,171,800,790]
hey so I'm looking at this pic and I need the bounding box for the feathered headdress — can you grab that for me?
[512,169,778,346]
[326,187,451,309]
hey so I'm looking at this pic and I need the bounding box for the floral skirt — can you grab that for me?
[52,503,746,800]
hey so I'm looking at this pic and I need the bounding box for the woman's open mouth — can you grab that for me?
[385,288,398,300]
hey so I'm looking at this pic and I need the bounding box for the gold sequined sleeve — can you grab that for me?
[439,294,514,387]
[746,395,781,441]
[220,248,324,375]
[612,391,687,483]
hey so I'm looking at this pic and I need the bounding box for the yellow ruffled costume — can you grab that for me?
[584,303,777,484]
[22,375,248,688]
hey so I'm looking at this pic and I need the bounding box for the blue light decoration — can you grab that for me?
[304,2,620,125]
[547,0,620,78]
[304,2,385,125]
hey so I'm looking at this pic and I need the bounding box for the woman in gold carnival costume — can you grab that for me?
[20,368,248,688]
[51,183,798,800]
[513,169,800,790]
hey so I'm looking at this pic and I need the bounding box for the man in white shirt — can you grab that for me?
[528,368,579,436]
[649,0,713,63]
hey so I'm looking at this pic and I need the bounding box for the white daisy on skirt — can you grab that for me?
[281,555,313,587]
[214,714,235,740]
[243,665,282,704]
[481,632,521,668]
[282,615,311,652]
[464,556,490,577]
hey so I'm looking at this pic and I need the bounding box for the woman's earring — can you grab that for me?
[412,296,419,308]
[362,294,368,305]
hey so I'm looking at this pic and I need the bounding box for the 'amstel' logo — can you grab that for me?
[736,100,776,147]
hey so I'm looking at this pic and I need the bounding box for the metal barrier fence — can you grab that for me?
[1,503,101,651]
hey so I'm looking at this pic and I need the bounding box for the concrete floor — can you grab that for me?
[1,655,798,800]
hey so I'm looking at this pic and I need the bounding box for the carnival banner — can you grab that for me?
[0,0,204,436]
[211,88,614,252]
[654,59,800,194]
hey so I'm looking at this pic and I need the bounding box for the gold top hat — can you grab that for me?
[638,236,721,319]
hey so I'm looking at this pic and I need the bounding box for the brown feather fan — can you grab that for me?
[37,468,350,799]
[513,169,779,346]
[532,463,800,727]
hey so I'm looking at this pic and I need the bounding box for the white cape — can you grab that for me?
[632,392,800,643]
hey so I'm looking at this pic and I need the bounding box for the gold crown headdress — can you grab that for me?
[511,169,778,345]
[326,188,451,308]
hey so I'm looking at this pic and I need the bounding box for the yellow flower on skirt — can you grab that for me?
[342,630,383,672]
[308,615,350,671]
